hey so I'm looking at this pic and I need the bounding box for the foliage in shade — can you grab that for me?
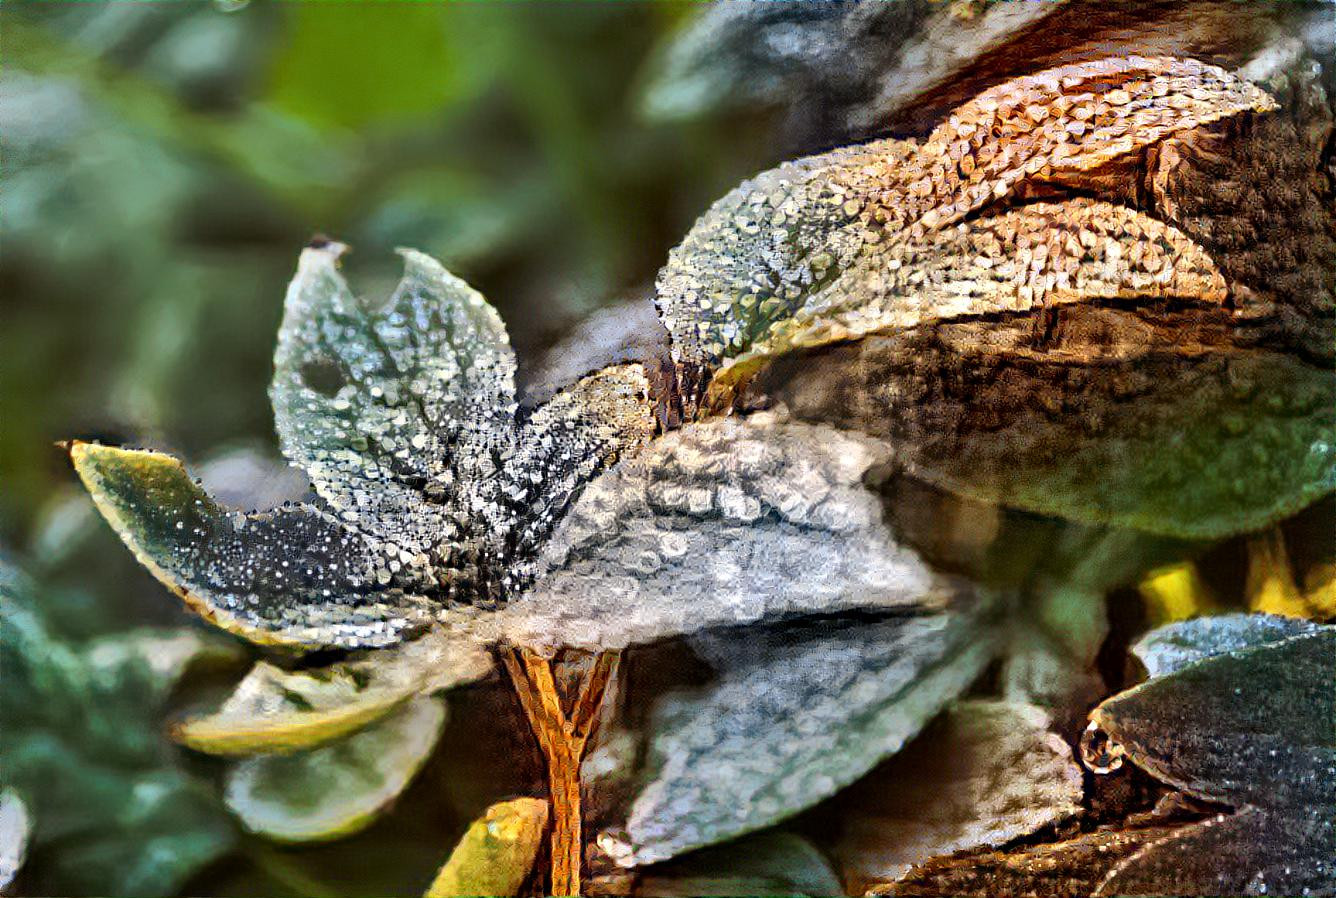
[829,701,1083,889]
[1086,618,1336,896]
[0,564,235,896]
[224,697,446,843]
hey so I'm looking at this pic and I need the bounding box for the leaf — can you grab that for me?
[423,797,547,898]
[270,243,655,605]
[69,441,436,649]
[654,56,1274,381]
[175,629,491,755]
[708,198,1227,404]
[634,832,844,897]
[501,413,968,653]
[1085,619,1335,896]
[0,791,30,892]
[1130,613,1318,678]
[224,696,446,843]
[603,606,997,867]
[752,326,1336,539]
[831,700,1083,890]
[0,563,234,896]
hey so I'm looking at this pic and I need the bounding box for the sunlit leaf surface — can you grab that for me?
[605,607,996,867]
[0,790,31,892]
[1087,618,1335,896]
[225,696,446,843]
[655,57,1273,384]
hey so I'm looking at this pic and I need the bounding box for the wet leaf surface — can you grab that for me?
[603,607,996,867]
[224,697,446,843]
[503,413,968,653]
[1086,617,1336,896]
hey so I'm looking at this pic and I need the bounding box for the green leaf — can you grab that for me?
[271,244,655,605]
[1131,613,1319,678]
[225,696,446,843]
[0,563,234,896]
[69,441,436,650]
[424,797,547,898]
[602,606,996,867]
[1085,619,1335,896]
[635,832,844,897]
[175,629,490,756]
[503,413,968,653]
[831,701,1083,889]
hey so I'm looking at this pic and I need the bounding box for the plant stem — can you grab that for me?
[503,646,619,896]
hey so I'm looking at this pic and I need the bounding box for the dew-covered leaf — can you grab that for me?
[707,199,1226,404]
[0,791,30,892]
[831,700,1083,890]
[70,441,436,649]
[271,244,655,604]
[754,325,1336,539]
[175,629,491,755]
[225,696,446,843]
[655,56,1273,384]
[604,606,996,867]
[1131,612,1319,678]
[1085,620,1336,896]
[424,797,547,898]
[0,562,234,896]
[501,413,963,653]
[634,831,843,897]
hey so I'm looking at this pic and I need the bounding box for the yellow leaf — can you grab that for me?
[425,798,548,898]
[1138,563,1215,626]
[1246,529,1309,618]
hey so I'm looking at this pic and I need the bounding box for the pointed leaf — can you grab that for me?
[1085,622,1335,895]
[271,243,518,592]
[607,607,996,866]
[709,199,1226,402]
[1131,613,1318,678]
[70,442,435,649]
[424,797,547,898]
[225,696,446,843]
[503,414,964,653]
[175,629,491,755]
[656,57,1273,379]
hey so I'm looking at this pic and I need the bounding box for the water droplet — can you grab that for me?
[1080,720,1125,774]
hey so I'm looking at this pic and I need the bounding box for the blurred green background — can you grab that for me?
[2,0,777,559]
[0,4,777,894]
